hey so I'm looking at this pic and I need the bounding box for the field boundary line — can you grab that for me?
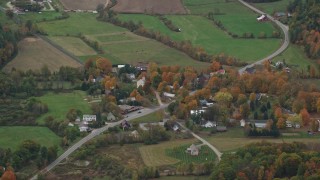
[36,34,84,65]
[100,39,150,45]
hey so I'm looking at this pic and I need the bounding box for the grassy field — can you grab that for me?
[50,36,97,56]
[37,13,126,36]
[252,0,292,15]
[131,110,164,123]
[38,13,209,68]
[2,37,82,72]
[274,44,317,71]
[18,11,63,23]
[36,91,92,124]
[139,139,198,167]
[118,14,280,62]
[183,0,277,36]
[166,144,216,164]
[203,127,320,152]
[0,126,61,150]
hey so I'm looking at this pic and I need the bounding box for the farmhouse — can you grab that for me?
[119,105,141,114]
[186,144,200,156]
[257,14,267,21]
[83,115,96,122]
[163,92,175,98]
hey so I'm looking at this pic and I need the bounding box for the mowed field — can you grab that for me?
[38,13,209,68]
[118,14,280,62]
[50,36,97,56]
[139,139,198,167]
[60,0,107,10]
[112,0,187,14]
[0,126,61,150]
[183,0,277,37]
[2,37,82,72]
[252,0,292,15]
[36,91,92,124]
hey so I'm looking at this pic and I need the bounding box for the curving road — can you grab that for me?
[30,103,169,180]
[237,0,289,75]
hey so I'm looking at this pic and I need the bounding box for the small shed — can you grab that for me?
[202,121,216,128]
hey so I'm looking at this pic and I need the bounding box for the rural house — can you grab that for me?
[83,115,96,122]
[186,144,200,156]
[202,121,217,128]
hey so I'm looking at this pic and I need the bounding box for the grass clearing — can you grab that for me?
[274,44,317,71]
[36,91,92,124]
[18,11,63,22]
[38,13,126,36]
[139,139,197,167]
[0,126,61,150]
[131,110,163,123]
[183,0,277,37]
[166,144,216,164]
[252,0,292,15]
[50,36,97,56]
[118,14,280,62]
[2,37,82,72]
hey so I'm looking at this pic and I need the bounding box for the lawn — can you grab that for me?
[36,91,92,124]
[0,126,61,150]
[183,0,277,37]
[166,144,216,164]
[274,44,317,71]
[118,14,281,62]
[18,11,63,23]
[251,0,292,15]
[50,36,97,56]
[131,110,164,123]
[139,139,198,167]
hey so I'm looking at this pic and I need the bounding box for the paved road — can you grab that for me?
[237,0,289,75]
[30,103,169,180]
[177,122,222,161]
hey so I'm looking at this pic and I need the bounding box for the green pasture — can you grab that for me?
[274,44,317,71]
[183,0,277,37]
[38,13,126,36]
[18,11,63,22]
[36,91,92,124]
[119,14,280,62]
[50,36,97,56]
[252,0,292,15]
[0,126,61,150]
[166,144,216,164]
[131,111,163,123]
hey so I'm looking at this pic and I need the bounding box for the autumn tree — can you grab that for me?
[214,91,233,107]
[96,57,112,74]
[300,108,310,126]
[104,76,117,90]
[276,118,286,129]
[274,107,282,119]
[240,104,250,119]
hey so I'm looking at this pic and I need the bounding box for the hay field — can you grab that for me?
[3,37,82,72]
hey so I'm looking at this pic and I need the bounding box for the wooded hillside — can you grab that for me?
[288,0,320,59]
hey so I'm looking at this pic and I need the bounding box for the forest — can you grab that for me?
[210,142,320,179]
[288,0,320,59]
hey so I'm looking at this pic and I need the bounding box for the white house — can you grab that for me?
[286,121,293,128]
[163,92,175,98]
[68,122,74,127]
[202,121,216,128]
[186,144,200,156]
[107,112,116,121]
[190,109,205,115]
[83,115,96,122]
[137,77,146,88]
[79,126,88,132]
[240,119,246,127]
